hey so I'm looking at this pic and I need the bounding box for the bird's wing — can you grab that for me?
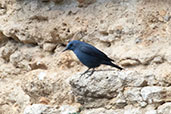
[80,45,114,62]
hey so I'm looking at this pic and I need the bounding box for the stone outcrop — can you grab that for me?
[0,0,171,114]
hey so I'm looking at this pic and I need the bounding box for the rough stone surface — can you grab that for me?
[157,102,171,114]
[24,104,80,114]
[21,70,73,105]
[0,0,171,114]
[124,87,146,107]
[81,108,124,114]
[141,86,171,104]
[0,80,30,114]
[0,40,17,61]
[70,71,123,98]
[23,104,60,114]
[69,71,123,107]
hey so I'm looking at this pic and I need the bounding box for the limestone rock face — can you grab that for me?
[69,70,171,109]
[23,104,81,114]
[0,0,171,114]
[157,103,171,114]
[21,70,73,105]
[23,104,60,114]
[69,71,123,107]
[70,71,123,98]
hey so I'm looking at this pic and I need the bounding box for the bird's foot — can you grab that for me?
[81,68,90,76]
[80,68,95,78]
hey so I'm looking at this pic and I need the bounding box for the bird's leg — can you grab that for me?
[88,68,95,76]
[81,68,91,76]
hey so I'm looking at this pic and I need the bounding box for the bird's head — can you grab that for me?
[63,40,80,52]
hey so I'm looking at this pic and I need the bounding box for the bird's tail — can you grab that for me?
[103,61,123,70]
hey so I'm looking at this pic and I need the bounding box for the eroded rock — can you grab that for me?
[82,108,123,114]
[119,70,147,87]
[70,71,123,98]
[69,71,123,107]
[124,87,146,107]
[0,40,17,61]
[43,43,56,52]
[24,104,60,114]
[24,104,80,114]
[0,0,171,114]
[141,86,171,104]
[0,80,30,114]
[21,70,72,105]
[157,102,171,114]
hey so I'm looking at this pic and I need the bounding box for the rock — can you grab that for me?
[81,108,124,114]
[29,15,48,22]
[21,71,55,103]
[141,86,171,104]
[98,21,109,36]
[152,56,163,64]
[0,8,6,15]
[157,102,171,114]
[10,50,32,70]
[70,71,123,98]
[7,86,30,107]
[124,87,147,107]
[120,59,140,66]
[135,37,142,44]
[124,105,143,114]
[158,16,164,22]
[24,104,60,114]
[155,64,171,85]
[39,97,50,105]
[69,71,123,107]
[21,70,72,105]
[10,51,23,65]
[139,49,160,65]
[158,10,166,16]
[114,98,127,108]
[145,110,157,114]
[1,0,171,113]
[98,34,116,42]
[24,104,80,114]
[69,70,153,108]
[109,92,127,108]
[164,46,171,64]
[56,52,80,69]
[141,86,162,104]
[43,43,56,52]
[164,15,171,22]
[98,24,124,42]
[0,31,7,42]
[77,0,96,7]
[52,23,74,42]
[3,27,37,44]
[29,61,48,70]
[58,105,80,114]
[119,70,147,87]
[0,63,21,78]
[77,0,96,4]
[119,46,160,66]
[52,0,64,4]
[144,74,158,86]
[0,40,17,61]
[0,80,30,114]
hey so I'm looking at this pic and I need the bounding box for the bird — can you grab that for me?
[63,40,123,76]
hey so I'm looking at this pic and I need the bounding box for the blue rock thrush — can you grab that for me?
[63,40,123,76]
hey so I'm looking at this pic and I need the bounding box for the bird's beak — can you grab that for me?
[62,47,68,52]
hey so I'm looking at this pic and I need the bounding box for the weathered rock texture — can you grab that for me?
[0,0,171,114]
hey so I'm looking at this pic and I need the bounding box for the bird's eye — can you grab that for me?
[70,44,73,47]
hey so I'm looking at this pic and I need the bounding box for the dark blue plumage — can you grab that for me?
[63,40,123,75]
